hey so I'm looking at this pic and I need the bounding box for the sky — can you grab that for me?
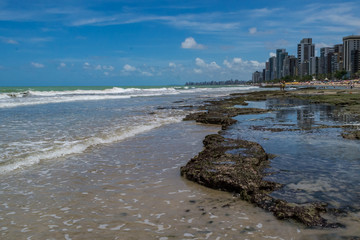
[1,0,360,86]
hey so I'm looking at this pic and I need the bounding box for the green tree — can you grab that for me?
[355,70,360,78]
[334,70,347,80]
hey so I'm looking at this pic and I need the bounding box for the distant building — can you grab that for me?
[265,62,271,81]
[276,49,286,79]
[320,47,334,75]
[269,56,277,80]
[252,71,262,83]
[289,55,298,77]
[343,35,360,73]
[297,38,315,76]
[333,44,344,72]
[351,50,360,74]
[310,56,320,76]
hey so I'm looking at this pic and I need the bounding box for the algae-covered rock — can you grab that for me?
[181,134,342,228]
[342,130,360,140]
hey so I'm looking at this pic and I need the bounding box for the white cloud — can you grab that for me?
[249,27,257,34]
[194,68,202,74]
[0,36,18,44]
[316,42,332,49]
[169,62,176,68]
[223,59,232,68]
[31,62,44,68]
[103,65,114,71]
[5,39,18,44]
[269,52,276,57]
[123,64,136,72]
[83,62,90,69]
[195,57,220,70]
[181,37,205,49]
[141,71,153,76]
[94,64,114,71]
[57,62,66,69]
[223,58,264,70]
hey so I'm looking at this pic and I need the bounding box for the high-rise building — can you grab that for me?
[310,57,320,76]
[333,44,344,72]
[351,50,360,74]
[252,71,262,83]
[288,55,298,77]
[283,55,290,77]
[269,56,277,80]
[320,47,334,75]
[297,38,315,76]
[265,61,270,81]
[343,35,360,73]
[276,49,286,79]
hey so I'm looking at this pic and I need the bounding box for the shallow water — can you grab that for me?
[227,98,360,227]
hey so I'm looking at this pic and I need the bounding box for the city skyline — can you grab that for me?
[1,0,360,86]
[252,34,360,83]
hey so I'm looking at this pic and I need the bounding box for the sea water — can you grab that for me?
[0,86,359,239]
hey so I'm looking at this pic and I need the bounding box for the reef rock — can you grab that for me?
[181,134,342,228]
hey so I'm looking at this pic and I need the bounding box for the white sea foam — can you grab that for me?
[0,115,183,174]
[27,87,178,97]
[0,94,159,108]
[0,86,257,108]
[0,94,10,99]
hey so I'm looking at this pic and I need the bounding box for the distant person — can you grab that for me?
[280,81,286,91]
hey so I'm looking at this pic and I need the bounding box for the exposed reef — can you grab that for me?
[180,134,342,227]
[342,130,360,140]
[181,88,360,228]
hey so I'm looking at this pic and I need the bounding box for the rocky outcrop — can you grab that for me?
[342,130,360,140]
[183,108,268,130]
[181,134,342,227]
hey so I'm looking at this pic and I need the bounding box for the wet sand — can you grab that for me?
[0,120,343,240]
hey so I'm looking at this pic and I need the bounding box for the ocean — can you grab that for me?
[0,85,359,239]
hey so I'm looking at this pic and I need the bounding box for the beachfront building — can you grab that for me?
[297,38,315,77]
[269,56,277,80]
[343,35,360,74]
[320,47,334,75]
[252,71,263,83]
[351,50,360,75]
[282,54,297,78]
[276,49,286,79]
[334,44,344,71]
[264,62,271,81]
[310,56,320,77]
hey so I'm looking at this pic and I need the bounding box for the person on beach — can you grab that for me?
[280,81,286,91]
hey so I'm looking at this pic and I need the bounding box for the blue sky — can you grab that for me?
[1,0,360,86]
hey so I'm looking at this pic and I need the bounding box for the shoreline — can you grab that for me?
[259,79,360,89]
[181,88,360,228]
